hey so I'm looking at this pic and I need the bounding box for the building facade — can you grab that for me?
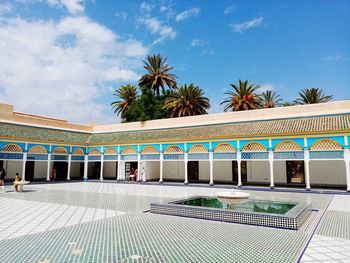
[0,101,349,191]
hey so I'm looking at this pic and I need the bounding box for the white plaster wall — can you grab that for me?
[247,161,270,184]
[34,161,47,180]
[3,160,23,180]
[310,161,346,185]
[103,162,117,179]
[119,161,126,180]
[70,162,82,179]
[273,161,287,184]
[199,161,210,181]
[213,161,232,181]
[163,161,184,181]
[143,161,160,181]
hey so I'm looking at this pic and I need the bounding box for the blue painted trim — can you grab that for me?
[211,141,237,151]
[239,139,269,150]
[119,145,138,154]
[52,145,70,153]
[161,143,185,152]
[28,143,50,153]
[71,146,86,155]
[102,146,118,154]
[186,142,210,152]
[271,138,304,150]
[140,144,161,152]
[307,136,345,149]
[0,141,26,152]
[87,146,103,154]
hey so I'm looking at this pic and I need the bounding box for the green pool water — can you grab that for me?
[172,197,297,215]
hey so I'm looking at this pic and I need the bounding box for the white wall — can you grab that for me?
[247,161,286,184]
[310,160,346,185]
[70,162,82,179]
[34,161,47,180]
[199,161,210,181]
[143,161,160,181]
[103,161,117,179]
[163,161,185,181]
[3,160,22,180]
[213,161,232,182]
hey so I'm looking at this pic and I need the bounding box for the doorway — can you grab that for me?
[286,161,305,184]
[232,161,247,183]
[188,161,199,182]
[53,162,68,180]
[25,161,35,181]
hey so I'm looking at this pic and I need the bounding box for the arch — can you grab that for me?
[0,144,23,153]
[52,147,68,155]
[121,147,137,155]
[104,147,117,155]
[89,149,101,155]
[29,145,48,154]
[141,146,159,154]
[274,141,302,152]
[72,148,84,155]
[310,139,343,151]
[188,144,208,153]
[213,143,235,153]
[163,145,183,154]
[242,142,267,152]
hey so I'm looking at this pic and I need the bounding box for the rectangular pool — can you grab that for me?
[150,196,312,230]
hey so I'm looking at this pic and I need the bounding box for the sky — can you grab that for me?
[0,0,349,124]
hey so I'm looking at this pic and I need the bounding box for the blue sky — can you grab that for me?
[0,0,349,124]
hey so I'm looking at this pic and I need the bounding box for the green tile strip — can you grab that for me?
[316,210,350,240]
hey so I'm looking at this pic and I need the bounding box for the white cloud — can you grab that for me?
[0,3,13,14]
[231,17,263,33]
[191,39,208,47]
[175,7,201,22]
[139,16,176,44]
[47,0,84,15]
[258,83,274,92]
[322,55,348,62]
[0,16,148,124]
[140,2,154,13]
[224,4,236,15]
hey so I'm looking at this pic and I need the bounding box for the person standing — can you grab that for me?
[0,168,6,189]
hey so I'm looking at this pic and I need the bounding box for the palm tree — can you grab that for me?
[139,54,177,96]
[221,80,260,111]
[293,88,333,104]
[163,84,210,117]
[281,101,295,107]
[261,90,282,108]
[111,84,138,117]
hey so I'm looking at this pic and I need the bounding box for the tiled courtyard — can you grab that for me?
[0,182,349,263]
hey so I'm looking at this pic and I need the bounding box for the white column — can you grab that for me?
[137,153,141,181]
[159,152,164,183]
[209,151,214,186]
[237,150,242,187]
[269,150,274,189]
[66,154,71,181]
[99,154,104,182]
[304,150,311,190]
[184,152,188,184]
[83,154,88,181]
[22,152,27,181]
[46,153,51,181]
[117,154,121,181]
[344,148,350,192]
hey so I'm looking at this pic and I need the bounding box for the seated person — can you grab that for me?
[13,173,21,192]
[129,168,136,181]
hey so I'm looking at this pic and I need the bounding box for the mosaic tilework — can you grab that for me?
[0,212,310,263]
[301,235,350,262]
[0,182,344,263]
[0,197,123,240]
[316,210,350,239]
